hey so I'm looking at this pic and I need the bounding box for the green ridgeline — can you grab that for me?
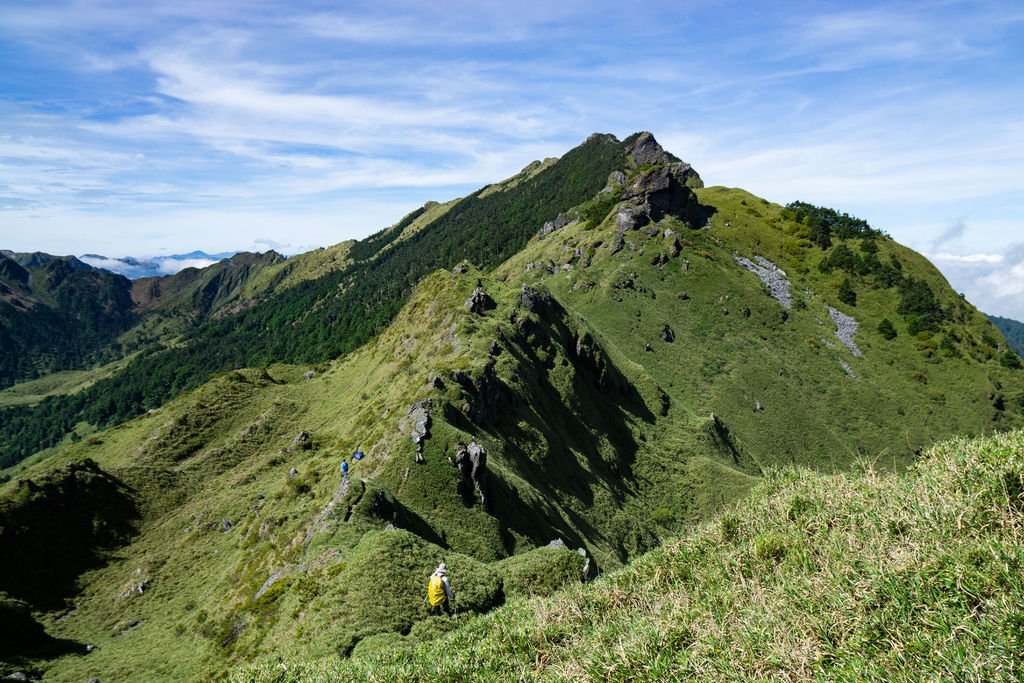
[2,134,1023,680]
[0,133,630,470]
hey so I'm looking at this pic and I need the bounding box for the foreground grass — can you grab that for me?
[235,429,1024,682]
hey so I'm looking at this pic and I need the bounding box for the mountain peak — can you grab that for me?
[626,131,682,167]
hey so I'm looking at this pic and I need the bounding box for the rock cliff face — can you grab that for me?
[610,133,708,235]
[453,441,490,512]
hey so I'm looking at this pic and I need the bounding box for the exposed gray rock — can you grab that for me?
[519,284,552,312]
[537,213,571,237]
[288,431,312,452]
[616,203,649,232]
[667,238,682,259]
[465,286,495,314]
[620,160,704,225]
[453,440,490,513]
[254,572,282,601]
[452,264,468,275]
[828,306,863,357]
[221,518,233,532]
[304,370,314,380]
[627,132,677,167]
[733,255,792,308]
[601,170,626,193]
[661,324,675,342]
[288,466,299,479]
[400,400,432,453]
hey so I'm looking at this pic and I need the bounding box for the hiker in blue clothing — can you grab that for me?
[340,458,349,479]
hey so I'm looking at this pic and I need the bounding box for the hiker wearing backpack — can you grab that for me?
[340,459,349,479]
[426,562,454,616]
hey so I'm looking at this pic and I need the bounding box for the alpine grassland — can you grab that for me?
[2,133,1023,681]
[232,429,1024,682]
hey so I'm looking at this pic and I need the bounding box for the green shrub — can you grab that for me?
[878,318,897,340]
[495,546,585,598]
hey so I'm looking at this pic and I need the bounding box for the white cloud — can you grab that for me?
[928,243,1024,321]
[79,255,140,276]
[156,257,217,274]
[928,252,1004,264]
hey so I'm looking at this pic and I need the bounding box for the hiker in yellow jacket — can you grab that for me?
[426,562,454,616]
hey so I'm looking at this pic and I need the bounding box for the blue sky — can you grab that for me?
[0,0,1022,318]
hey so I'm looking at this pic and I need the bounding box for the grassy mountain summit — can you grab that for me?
[2,132,1023,680]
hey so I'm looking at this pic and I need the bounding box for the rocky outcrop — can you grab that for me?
[616,203,650,232]
[620,164,704,224]
[287,431,312,452]
[627,132,679,167]
[572,331,612,388]
[453,441,490,513]
[537,213,572,237]
[601,170,626,193]
[465,286,495,314]
[399,400,432,460]
[607,137,707,248]
[518,284,552,312]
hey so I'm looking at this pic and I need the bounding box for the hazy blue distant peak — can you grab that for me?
[80,252,237,278]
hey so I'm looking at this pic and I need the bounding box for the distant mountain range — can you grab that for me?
[989,314,1024,356]
[79,251,239,278]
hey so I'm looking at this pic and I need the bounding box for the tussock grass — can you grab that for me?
[235,429,1024,681]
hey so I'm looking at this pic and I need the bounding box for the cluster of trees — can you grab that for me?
[784,201,883,249]
[822,241,949,334]
[0,134,630,467]
[790,202,952,336]
[817,241,903,288]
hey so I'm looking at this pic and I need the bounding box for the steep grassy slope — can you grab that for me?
[494,182,1021,476]
[3,133,1023,681]
[234,428,1024,682]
